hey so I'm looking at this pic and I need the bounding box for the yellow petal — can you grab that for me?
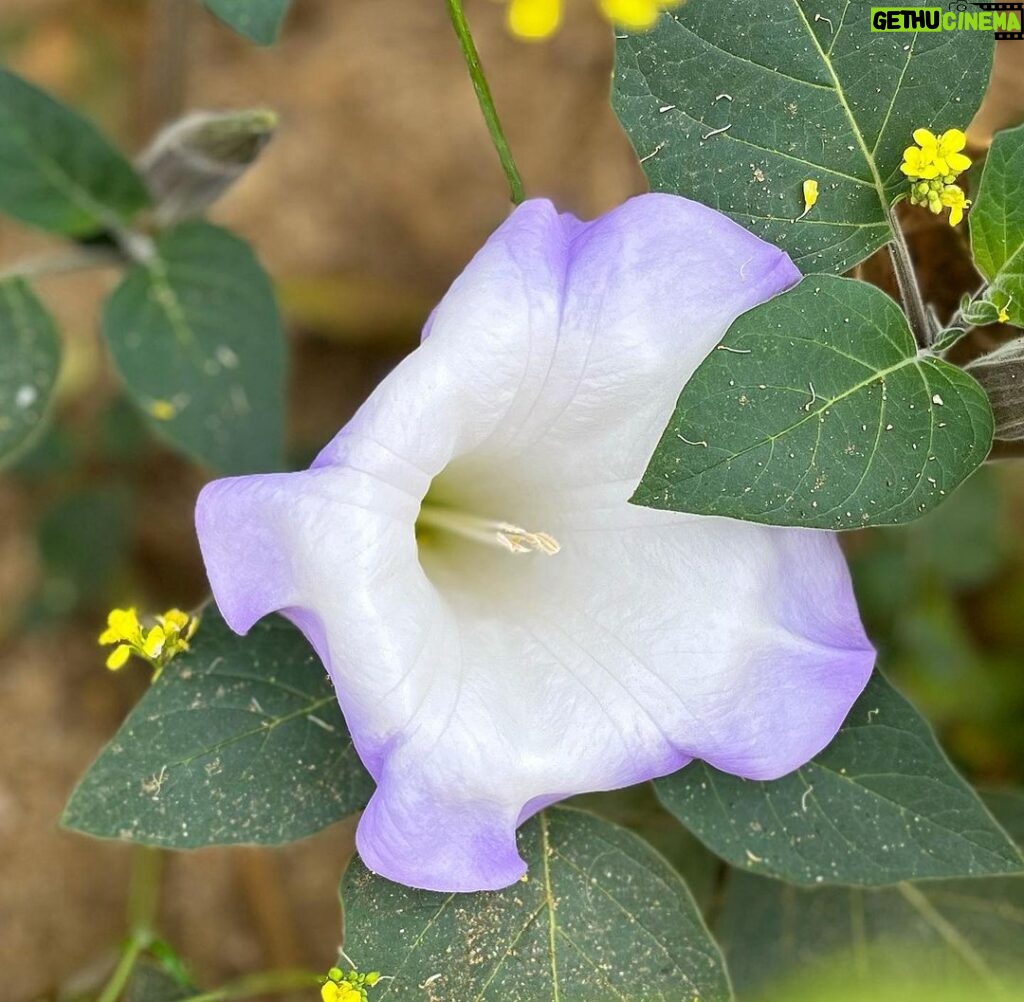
[143,626,167,658]
[106,645,131,670]
[938,128,967,154]
[944,151,971,174]
[948,204,963,227]
[159,609,190,632]
[913,128,937,148]
[321,983,342,1002]
[107,607,140,639]
[507,0,561,38]
[599,0,661,29]
[98,627,120,645]
[802,178,818,213]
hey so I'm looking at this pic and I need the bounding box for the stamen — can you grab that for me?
[496,523,561,555]
[418,503,560,556]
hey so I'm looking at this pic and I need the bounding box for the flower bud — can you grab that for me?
[137,108,278,225]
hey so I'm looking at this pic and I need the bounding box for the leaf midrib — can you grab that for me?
[789,0,895,233]
[664,347,920,482]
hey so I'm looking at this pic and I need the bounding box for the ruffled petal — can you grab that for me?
[196,195,873,892]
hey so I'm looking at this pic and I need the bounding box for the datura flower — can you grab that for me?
[505,0,683,39]
[196,195,874,892]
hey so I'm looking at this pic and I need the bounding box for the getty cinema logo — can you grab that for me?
[871,2,1024,38]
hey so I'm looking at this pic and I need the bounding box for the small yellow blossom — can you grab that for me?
[504,0,684,39]
[321,982,361,1002]
[799,178,818,218]
[940,184,971,227]
[998,297,1013,323]
[914,128,972,176]
[903,127,973,227]
[900,144,940,180]
[319,963,384,1002]
[99,607,199,680]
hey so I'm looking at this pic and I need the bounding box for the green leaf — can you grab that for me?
[612,0,993,275]
[966,338,1024,441]
[654,673,1023,885]
[203,0,290,45]
[341,807,732,1002]
[0,278,61,467]
[971,122,1024,327]
[715,791,1024,1001]
[102,221,286,475]
[0,69,149,235]
[633,275,994,529]
[61,606,373,847]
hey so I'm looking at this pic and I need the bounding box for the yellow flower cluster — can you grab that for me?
[900,128,972,227]
[320,967,381,1002]
[505,0,684,39]
[99,607,198,679]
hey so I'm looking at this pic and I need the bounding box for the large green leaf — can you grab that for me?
[633,275,994,529]
[203,0,291,45]
[971,122,1024,328]
[341,807,732,1002]
[102,221,285,475]
[62,607,373,847]
[612,0,993,275]
[0,278,61,467]
[0,69,149,235]
[654,673,1023,885]
[715,791,1024,1001]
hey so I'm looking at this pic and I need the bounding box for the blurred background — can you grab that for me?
[0,1,1021,998]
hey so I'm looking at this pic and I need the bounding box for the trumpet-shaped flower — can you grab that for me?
[196,195,874,892]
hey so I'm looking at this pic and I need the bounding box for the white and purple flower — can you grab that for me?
[196,194,875,892]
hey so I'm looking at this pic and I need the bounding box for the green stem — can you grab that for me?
[0,245,125,282]
[175,969,322,1002]
[96,938,149,1002]
[886,205,935,349]
[445,0,525,205]
[95,848,164,1002]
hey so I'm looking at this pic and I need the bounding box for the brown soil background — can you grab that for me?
[0,2,1022,999]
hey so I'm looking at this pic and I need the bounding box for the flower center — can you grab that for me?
[417,501,560,555]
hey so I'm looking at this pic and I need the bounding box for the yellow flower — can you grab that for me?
[900,144,940,180]
[915,127,971,175]
[506,0,561,37]
[98,606,199,678]
[504,0,683,39]
[99,607,142,646]
[940,184,971,227]
[321,982,361,1002]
